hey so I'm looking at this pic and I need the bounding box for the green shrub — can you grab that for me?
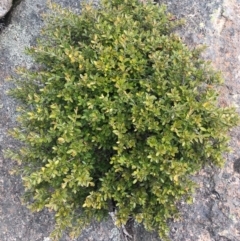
[7,0,239,240]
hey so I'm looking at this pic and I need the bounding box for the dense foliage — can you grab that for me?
[7,0,239,240]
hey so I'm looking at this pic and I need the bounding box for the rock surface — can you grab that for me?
[1,0,240,241]
[0,0,12,18]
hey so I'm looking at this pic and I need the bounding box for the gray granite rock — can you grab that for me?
[0,0,12,18]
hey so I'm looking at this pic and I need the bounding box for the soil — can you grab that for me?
[1,0,240,241]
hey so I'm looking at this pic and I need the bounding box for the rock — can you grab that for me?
[0,0,12,18]
[1,0,240,240]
